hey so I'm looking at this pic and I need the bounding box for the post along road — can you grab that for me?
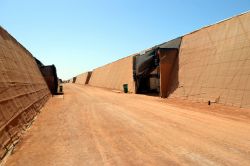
[5,84,250,166]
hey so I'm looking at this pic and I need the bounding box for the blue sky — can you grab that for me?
[1,0,250,80]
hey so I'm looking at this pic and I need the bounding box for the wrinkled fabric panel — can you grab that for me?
[134,37,182,78]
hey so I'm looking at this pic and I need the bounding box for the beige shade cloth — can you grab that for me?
[75,71,92,85]
[169,12,250,108]
[89,56,135,93]
[0,27,50,159]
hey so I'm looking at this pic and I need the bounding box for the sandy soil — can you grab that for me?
[5,84,250,166]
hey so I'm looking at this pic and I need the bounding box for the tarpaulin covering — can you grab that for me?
[39,65,58,95]
[133,38,182,94]
[134,51,155,78]
[134,37,182,78]
[169,12,250,108]
[75,72,92,85]
[158,37,182,49]
[89,56,135,92]
[0,26,50,158]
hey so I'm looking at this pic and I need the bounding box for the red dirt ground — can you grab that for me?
[4,84,250,166]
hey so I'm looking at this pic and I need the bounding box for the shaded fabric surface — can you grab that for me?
[169,12,250,108]
[134,37,182,78]
[89,56,135,92]
[75,72,92,85]
[0,27,50,159]
[39,65,58,94]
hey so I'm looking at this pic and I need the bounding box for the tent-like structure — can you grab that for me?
[133,37,182,97]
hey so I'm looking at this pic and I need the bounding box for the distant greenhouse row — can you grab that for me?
[68,11,250,109]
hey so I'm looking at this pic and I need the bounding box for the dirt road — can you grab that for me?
[5,84,250,166]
